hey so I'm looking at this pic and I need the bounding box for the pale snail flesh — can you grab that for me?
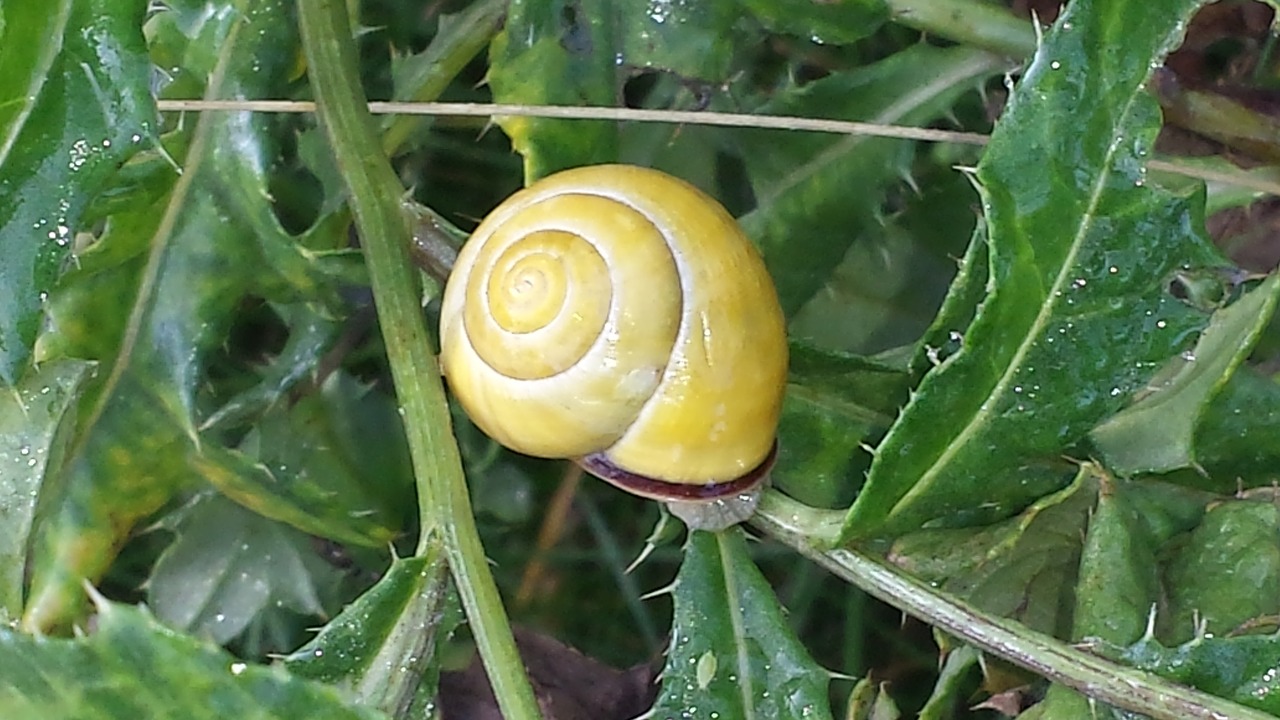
[438,164,787,530]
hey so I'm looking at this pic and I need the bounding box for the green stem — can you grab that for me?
[753,492,1275,720]
[885,0,1037,58]
[296,3,542,718]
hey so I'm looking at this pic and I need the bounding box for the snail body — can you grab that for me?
[439,164,787,528]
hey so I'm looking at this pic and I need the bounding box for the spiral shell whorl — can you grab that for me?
[440,164,787,488]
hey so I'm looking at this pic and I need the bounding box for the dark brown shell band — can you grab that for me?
[576,441,778,502]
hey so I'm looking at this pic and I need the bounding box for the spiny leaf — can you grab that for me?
[739,45,1000,317]
[742,0,887,45]
[1090,273,1280,476]
[486,0,619,178]
[0,359,91,619]
[1172,367,1280,487]
[0,600,386,720]
[1116,630,1280,715]
[147,495,340,646]
[0,0,157,385]
[283,549,456,716]
[23,0,306,633]
[844,0,1225,539]
[887,468,1096,638]
[1071,470,1163,648]
[652,530,833,720]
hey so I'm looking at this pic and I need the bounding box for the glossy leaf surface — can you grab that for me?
[0,600,385,719]
[0,359,91,618]
[1159,498,1280,645]
[1090,273,1280,475]
[22,0,310,633]
[845,0,1226,539]
[284,550,455,715]
[0,0,156,385]
[652,530,833,719]
[1118,631,1280,714]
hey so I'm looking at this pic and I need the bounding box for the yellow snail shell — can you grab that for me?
[439,164,787,529]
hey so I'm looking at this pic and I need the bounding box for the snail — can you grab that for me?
[438,164,787,530]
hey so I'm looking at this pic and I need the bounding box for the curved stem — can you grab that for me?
[752,492,1274,720]
[404,200,462,284]
[296,2,542,718]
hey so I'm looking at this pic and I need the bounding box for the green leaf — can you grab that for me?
[1175,367,1280,486]
[1071,472,1161,647]
[918,644,980,720]
[1159,498,1280,645]
[486,0,620,178]
[743,0,888,45]
[1118,631,1280,714]
[844,0,1224,540]
[198,303,342,434]
[652,530,832,720]
[0,0,157,385]
[283,549,456,716]
[383,0,505,156]
[22,0,307,633]
[912,222,988,375]
[1018,684,1099,719]
[614,0,740,81]
[773,390,875,509]
[738,45,1000,317]
[0,600,386,720]
[191,372,411,547]
[1090,273,1280,475]
[887,469,1096,638]
[788,341,909,420]
[846,675,902,720]
[0,359,91,619]
[1041,481,1275,717]
[147,495,340,646]
[489,0,754,179]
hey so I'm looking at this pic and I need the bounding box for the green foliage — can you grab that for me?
[0,600,387,719]
[0,0,157,384]
[653,531,833,719]
[844,0,1235,540]
[2,0,1280,718]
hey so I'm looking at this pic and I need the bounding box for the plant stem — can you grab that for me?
[296,2,542,718]
[753,491,1276,720]
[886,0,1037,58]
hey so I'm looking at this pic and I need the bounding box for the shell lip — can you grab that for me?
[576,441,778,502]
